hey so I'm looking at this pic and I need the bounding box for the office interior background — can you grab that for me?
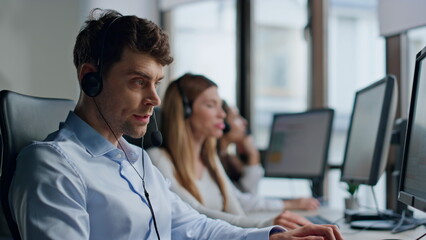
[1,0,426,225]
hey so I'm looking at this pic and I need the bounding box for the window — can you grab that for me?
[165,0,237,105]
[327,0,385,209]
[251,0,308,149]
[252,0,312,200]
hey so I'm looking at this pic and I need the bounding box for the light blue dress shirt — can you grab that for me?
[10,112,283,239]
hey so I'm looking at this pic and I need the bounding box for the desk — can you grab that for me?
[313,207,425,240]
[248,207,426,240]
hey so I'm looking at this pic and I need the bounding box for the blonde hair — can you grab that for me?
[162,73,228,210]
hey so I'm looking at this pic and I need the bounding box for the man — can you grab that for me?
[9,9,343,240]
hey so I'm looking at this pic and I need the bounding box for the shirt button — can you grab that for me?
[116,153,122,158]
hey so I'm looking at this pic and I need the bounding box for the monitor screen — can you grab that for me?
[341,75,398,186]
[264,109,334,179]
[398,46,426,213]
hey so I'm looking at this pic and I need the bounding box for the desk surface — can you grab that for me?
[249,207,426,240]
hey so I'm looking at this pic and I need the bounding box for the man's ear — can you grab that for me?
[78,63,98,84]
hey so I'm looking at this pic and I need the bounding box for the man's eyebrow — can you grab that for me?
[127,70,150,78]
[127,70,164,81]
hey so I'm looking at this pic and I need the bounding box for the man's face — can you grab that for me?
[96,47,163,139]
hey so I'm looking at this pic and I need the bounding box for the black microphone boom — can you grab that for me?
[151,130,163,147]
[150,110,162,147]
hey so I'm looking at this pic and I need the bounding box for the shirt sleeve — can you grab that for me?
[167,178,286,240]
[233,181,285,213]
[213,154,285,213]
[9,143,89,240]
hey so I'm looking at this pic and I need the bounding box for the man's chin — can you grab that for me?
[133,131,147,139]
[124,129,147,139]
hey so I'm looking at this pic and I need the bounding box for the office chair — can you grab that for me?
[0,90,75,239]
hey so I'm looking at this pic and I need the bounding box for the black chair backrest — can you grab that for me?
[0,90,75,239]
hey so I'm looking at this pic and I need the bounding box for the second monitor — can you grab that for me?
[340,75,399,230]
[340,75,398,186]
[264,109,334,197]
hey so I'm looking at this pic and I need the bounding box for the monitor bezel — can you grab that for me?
[264,108,334,180]
[398,46,426,213]
[340,75,397,186]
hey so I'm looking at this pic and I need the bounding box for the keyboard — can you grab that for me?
[306,215,334,225]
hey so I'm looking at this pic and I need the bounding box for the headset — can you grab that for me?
[223,120,231,134]
[175,79,232,132]
[221,101,231,134]
[175,76,192,119]
[81,16,124,97]
[80,15,161,240]
[221,103,251,135]
[175,74,234,135]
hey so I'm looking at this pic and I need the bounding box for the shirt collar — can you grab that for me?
[62,111,139,162]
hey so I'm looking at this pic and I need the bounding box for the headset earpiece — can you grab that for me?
[182,102,192,119]
[175,77,192,119]
[81,72,103,97]
[81,16,124,98]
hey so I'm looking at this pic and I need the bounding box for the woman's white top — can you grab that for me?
[148,147,285,228]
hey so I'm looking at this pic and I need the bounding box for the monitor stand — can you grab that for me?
[344,209,398,230]
[344,209,398,223]
[310,177,324,199]
[350,219,398,230]
[350,218,425,232]
[346,209,423,232]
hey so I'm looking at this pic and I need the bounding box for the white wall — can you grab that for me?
[86,0,160,22]
[0,0,160,101]
[379,0,426,37]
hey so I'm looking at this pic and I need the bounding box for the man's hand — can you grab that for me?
[273,210,312,230]
[284,198,320,211]
[270,224,344,240]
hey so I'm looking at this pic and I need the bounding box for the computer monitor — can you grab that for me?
[340,75,398,186]
[264,109,334,196]
[398,46,426,213]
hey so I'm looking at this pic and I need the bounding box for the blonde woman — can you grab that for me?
[148,73,313,229]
